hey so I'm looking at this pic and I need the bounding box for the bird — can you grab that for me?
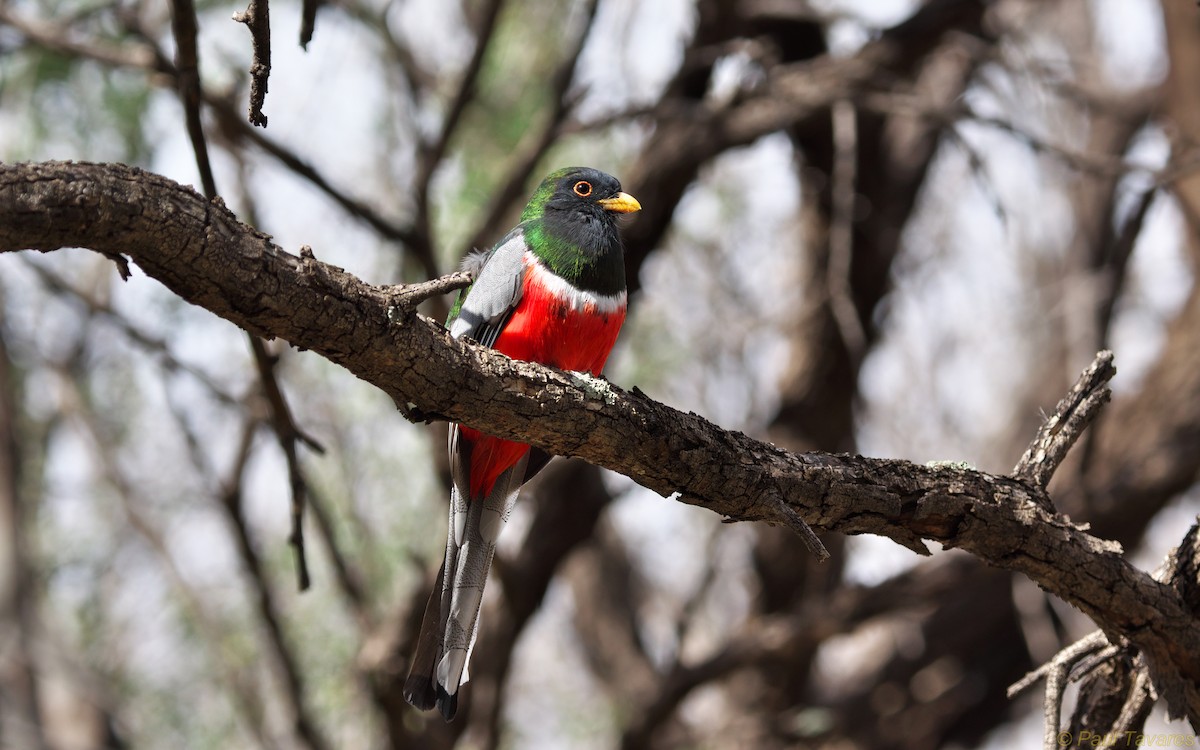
[403,167,640,721]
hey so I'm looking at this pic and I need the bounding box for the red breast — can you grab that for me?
[460,264,627,498]
[494,264,626,372]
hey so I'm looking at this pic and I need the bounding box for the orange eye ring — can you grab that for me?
[573,180,593,197]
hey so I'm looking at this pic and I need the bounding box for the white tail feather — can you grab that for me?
[428,449,529,714]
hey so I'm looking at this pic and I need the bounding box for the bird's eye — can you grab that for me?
[573,180,593,197]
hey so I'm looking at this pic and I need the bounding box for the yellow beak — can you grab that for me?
[598,192,641,214]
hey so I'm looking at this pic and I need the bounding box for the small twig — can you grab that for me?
[305,484,370,628]
[1153,521,1200,723]
[827,98,866,363]
[250,337,325,453]
[233,0,271,127]
[861,91,1170,185]
[1096,186,1158,346]
[0,5,158,70]
[1011,523,1200,745]
[620,615,808,750]
[405,0,506,282]
[1008,630,1111,750]
[168,0,217,197]
[62,374,275,746]
[205,98,428,267]
[168,0,317,595]
[383,270,474,313]
[773,496,830,562]
[944,125,1010,228]
[23,260,241,405]
[1068,642,1122,684]
[1110,663,1155,736]
[1014,350,1116,489]
[99,250,133,280]
[299,0,323,48]
[8,6,430,276]
[249,338,322,591]
[338,0,432,91]
[673,525,724,648]
[559,103,658,136]
[381,267,464,412]
[1008,630,1110,698]
[219,421,333,750]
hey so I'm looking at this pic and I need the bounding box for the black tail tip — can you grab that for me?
[402,677,437,711]
[404,677,460,722]
[436,687,458,722]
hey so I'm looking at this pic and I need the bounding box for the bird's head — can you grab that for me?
[521,167,641,224]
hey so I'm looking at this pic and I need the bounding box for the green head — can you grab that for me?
[520,167,640,223]
[519,167,639,294]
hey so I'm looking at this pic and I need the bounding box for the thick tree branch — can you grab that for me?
[2,161,1200,720]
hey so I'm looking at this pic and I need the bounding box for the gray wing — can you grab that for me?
[448,228,528,346]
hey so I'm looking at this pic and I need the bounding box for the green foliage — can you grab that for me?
[432,0,586,258]
[0,44,153,163]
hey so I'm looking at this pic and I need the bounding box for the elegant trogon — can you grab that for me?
[403,167,640,721]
